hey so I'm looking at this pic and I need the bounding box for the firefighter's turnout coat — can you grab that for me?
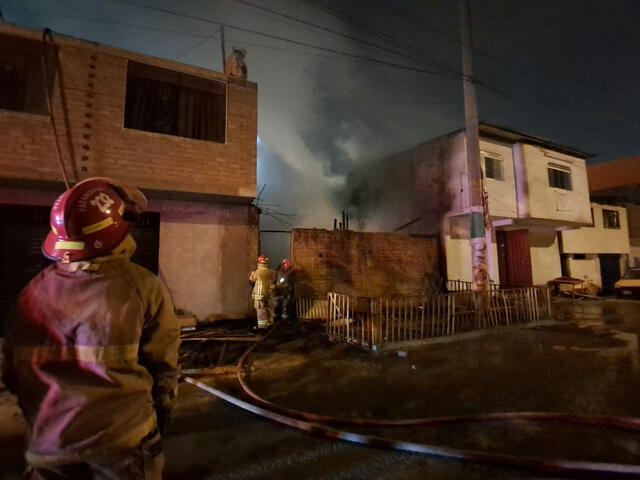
[2,242,179,467]
[249,264,276,300]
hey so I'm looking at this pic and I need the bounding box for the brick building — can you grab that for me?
[291,229,440,298]
[0,24,259,329]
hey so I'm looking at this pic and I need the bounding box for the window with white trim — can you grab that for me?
[547,163,572,191]
[602,209,620,229]
[483,154,504,181]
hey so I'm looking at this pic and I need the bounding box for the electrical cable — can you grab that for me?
[40,28,71,189]
[106,0,444,76]
[227,0,450,73]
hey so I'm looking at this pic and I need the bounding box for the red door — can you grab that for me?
[501,229,532,287]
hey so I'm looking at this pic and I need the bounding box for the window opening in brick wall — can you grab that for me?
[547,163,572,191]
[483,154,504,180]
[0,34,51,115]
[125,61,226,142]
[602,209,620,229]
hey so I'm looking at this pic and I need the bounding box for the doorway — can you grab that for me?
[599,254,621,295]
[497,229,533,288]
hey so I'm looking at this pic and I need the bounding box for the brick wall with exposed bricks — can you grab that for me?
[291,229,441,298]
[0,25,257,199]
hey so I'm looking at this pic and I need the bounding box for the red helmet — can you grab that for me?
[257,254,269,265]
[42,178,146,262]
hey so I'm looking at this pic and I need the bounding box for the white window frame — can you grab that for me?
[547,163,573,191]
[481,152,504,181]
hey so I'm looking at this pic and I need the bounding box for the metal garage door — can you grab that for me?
[0,205,160,336]
[0,205,51,336]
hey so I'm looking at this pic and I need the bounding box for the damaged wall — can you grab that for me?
[291,229,440,298]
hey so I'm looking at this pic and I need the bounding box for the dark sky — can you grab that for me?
[3,0,639,258]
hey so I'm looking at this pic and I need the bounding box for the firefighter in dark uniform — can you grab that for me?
[274,258,295,323]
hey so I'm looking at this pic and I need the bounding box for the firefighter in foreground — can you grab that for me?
[2,178,180,479]
[274,258,295,323]
[249,255,276,329]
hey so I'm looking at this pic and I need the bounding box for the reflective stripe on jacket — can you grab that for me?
[2,257,179,466]
[249,265,276,300]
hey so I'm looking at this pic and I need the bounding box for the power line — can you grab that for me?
[106,0,444,76]
[302,0,457,75]
[175,28,219,60]
[226,0,449,74]
[7,7,450,72]
[301,0,521,104]
[369,0,626,122]
[7,8,356,64]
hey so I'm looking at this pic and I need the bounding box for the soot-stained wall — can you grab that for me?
[291,229,440,298]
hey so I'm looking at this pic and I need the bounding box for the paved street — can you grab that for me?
[2,298,640,479]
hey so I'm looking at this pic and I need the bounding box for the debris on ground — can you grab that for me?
[179,321,259,374]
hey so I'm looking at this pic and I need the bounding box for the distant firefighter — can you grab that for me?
[274,258,295,323]
[224,45,247,80]
[249,254,276,329]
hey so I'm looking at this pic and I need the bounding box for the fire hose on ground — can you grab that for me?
[183,324,640,477]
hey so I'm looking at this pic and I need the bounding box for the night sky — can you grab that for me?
[2,0,639,259]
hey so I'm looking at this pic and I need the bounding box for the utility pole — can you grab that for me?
[460,0,489,292]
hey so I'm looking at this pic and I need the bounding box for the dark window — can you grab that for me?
[573,254,586,260]
[0,34,51,115]
[124,62,226,142]
[484,155,504,180]
[602,209,620,229]
[547,163,572,190]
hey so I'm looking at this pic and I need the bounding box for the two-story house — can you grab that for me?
[560,203,630,294]
[0,24,259,330]
[587,156,640,267]
[349,124,593,287]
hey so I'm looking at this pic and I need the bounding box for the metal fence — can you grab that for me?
[327,286,552,350]
[446,279,500,292]
[296,297,329,320]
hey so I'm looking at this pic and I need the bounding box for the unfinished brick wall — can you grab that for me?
[0,24,256,199]
[291,229,440,298]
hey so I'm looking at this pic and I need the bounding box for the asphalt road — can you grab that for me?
[2,298,640,479]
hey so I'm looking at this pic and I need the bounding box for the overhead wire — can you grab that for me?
[226,0,450,73]
[368,0,630,120]
[301,0,457,75]
[106,0,444,76]
[6,9,459,107]
[301,0,520,104]
[174,27,220,60]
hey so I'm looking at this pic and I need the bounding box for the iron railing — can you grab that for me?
[446,279,500,291]
[295,297,328,320]
[327,286,552,350]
